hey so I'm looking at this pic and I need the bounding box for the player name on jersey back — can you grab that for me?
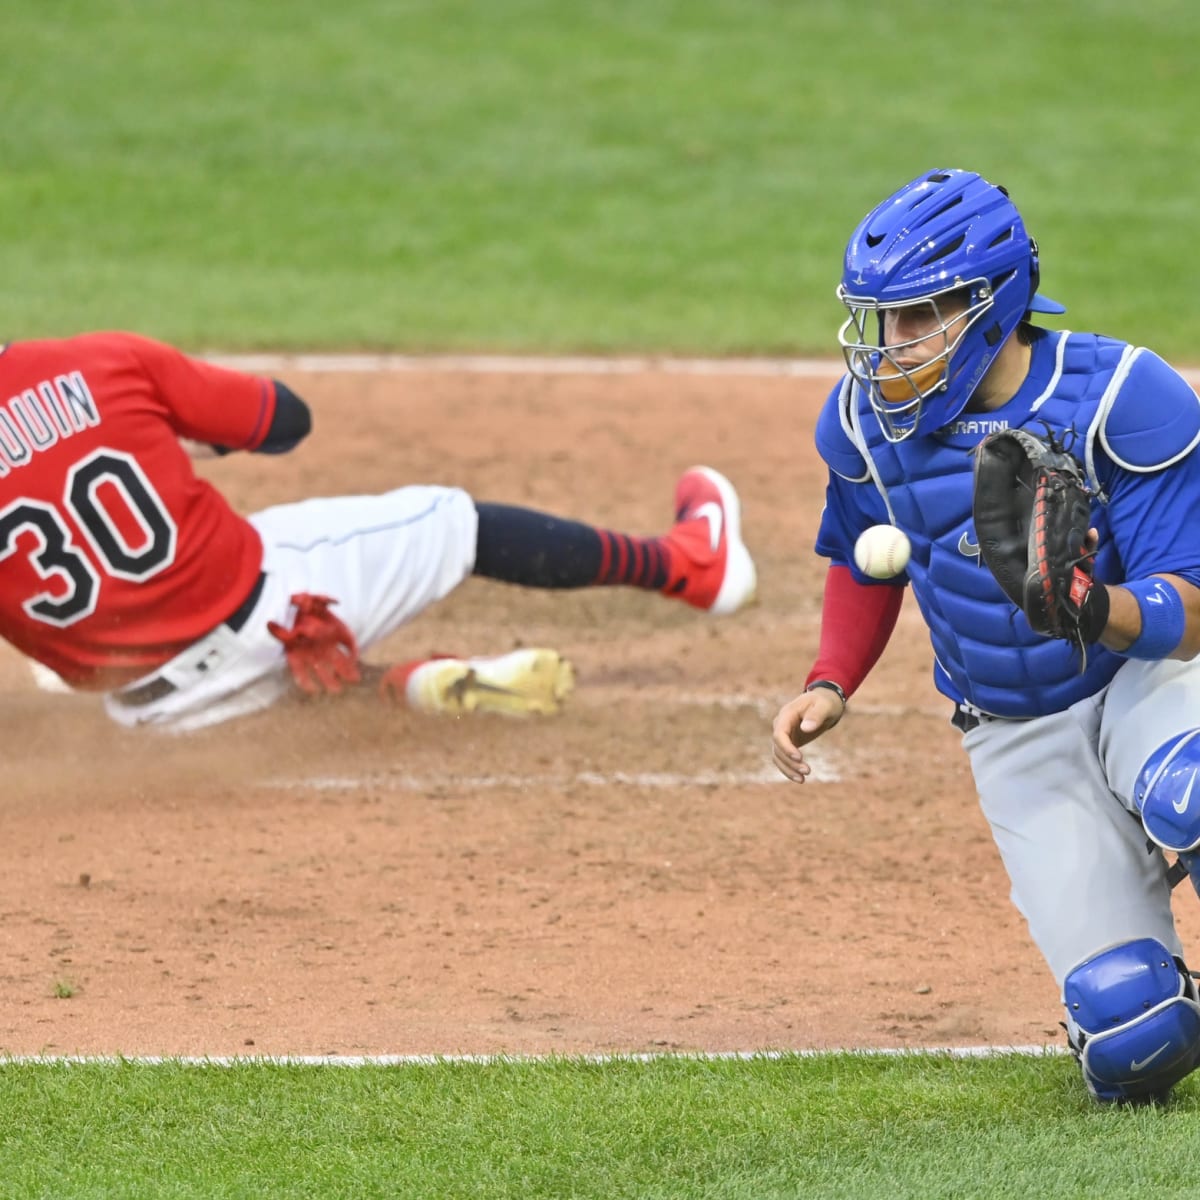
[0,371,101,476]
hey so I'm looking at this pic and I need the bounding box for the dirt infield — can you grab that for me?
[5,363,1196,1058]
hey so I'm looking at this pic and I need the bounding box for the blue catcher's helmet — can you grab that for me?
[836,168,1065,441]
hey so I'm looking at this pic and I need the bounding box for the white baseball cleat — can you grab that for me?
[401,648,576,717]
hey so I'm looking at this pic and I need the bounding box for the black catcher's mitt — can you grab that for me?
[971,427,1108,654]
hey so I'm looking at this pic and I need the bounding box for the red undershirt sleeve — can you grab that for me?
[804,564,905,698]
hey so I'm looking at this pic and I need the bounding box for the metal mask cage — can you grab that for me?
[835,278,995,441]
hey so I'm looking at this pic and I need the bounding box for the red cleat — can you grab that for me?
[662,466,757,614]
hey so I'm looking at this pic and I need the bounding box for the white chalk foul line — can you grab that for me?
[205,353,847,378]
[203,351,1200,386]
[262,761,840,793]
[2,1046,1067,1067]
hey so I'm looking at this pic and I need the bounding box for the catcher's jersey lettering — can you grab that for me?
[0,372,99,476]
[943,417,1009,437]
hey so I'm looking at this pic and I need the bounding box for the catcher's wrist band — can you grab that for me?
[1122,578,1186,660]
[1077,580,1111,644]
[805,679,847,707]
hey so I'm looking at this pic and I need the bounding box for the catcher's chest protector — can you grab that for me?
[846,333,1129,717]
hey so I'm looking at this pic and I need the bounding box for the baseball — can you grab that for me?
[853,524,911,579]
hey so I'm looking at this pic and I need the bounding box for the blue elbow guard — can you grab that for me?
[1063,938,1200,1103]
[1135,730,1200,853]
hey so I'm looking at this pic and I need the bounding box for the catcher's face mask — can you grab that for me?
[835,168,1065,443]
[837,280,993,442]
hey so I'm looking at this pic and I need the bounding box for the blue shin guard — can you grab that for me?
[1063,938,1200,1103]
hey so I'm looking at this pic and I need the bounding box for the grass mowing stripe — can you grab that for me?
[3,1,1200,355]
[0,1054,1195,1199]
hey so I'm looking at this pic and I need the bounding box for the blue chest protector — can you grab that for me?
[815,330,1200,718]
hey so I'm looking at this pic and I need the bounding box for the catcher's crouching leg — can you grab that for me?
[1063,937,1200,1104]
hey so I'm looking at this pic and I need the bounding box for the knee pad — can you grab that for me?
[1063,937,1200,1103]
[1135,729,1200,853]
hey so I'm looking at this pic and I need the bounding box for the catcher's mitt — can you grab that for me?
[971,427,1109,655]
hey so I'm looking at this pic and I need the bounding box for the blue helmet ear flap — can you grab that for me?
[1026,235,1067,315]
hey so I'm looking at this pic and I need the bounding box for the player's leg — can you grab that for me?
[253,486,574,717]
[110,467,759,730]
[965,704,1183,979]
[251,486,480,645]
[1054,657,1200,1104]
[109,487,482,729]
[1061,937,1200,1104]
[1101,657,1200,881]
[472,465,757,615]
[962,703,1189,1103]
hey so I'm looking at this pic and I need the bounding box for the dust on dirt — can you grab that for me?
[8,364,1187,1057]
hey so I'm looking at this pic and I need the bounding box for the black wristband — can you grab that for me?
[805,679,847,707]
[1078,582,1111,644]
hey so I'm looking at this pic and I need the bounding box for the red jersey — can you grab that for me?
[0,332,276,689]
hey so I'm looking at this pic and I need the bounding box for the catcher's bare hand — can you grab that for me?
[771,689,845,783]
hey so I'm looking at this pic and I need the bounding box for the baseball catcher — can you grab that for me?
[971,426,1109,659]
[775,168,1200,1105]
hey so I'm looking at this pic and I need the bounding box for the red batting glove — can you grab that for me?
[267,593,362,696]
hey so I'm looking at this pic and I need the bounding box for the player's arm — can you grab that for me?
[771,565,905,782]
[121,334,312,454]
[208,381,312,456]
[772,474,905,783]
[1093,575,1200,661]
[1087,350,1200,663]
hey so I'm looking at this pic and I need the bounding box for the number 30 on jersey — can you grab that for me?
[0,447,177,626]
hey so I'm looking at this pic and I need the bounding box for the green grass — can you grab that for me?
[1,1054,1197,1199]
[5,5,1200,1193]
[2,0,1198,355]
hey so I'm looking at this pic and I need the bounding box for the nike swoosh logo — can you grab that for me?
[1173,770,1198,815]
[693,501,724,553]
[1130,1042,1171,1072]
[958,531,980,558]
[1148,588,1165,605]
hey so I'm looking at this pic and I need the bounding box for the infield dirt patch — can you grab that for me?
[5,362,1194,1057]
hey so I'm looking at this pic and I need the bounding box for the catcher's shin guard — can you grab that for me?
[1063,938,1200,1104]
